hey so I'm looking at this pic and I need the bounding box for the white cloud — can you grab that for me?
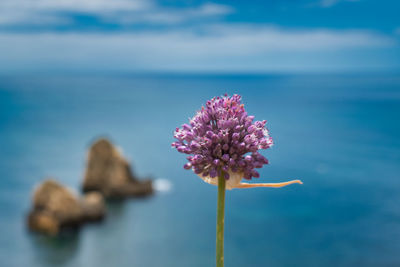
[0,0,148,26]
[1,0,148,13]
[114,3,233,25]
[201,25,393,51]
[0,24,395,72]
[0,0,232,26]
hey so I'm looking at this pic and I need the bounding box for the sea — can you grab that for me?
[0,73,399,267]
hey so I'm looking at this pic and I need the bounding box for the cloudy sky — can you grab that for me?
[0,0,399,73]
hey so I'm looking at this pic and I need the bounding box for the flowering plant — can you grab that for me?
[172,94,302,266]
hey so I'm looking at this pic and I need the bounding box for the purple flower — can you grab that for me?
[173,95,302,267]
[172,94,302,189]
[171,95,261,182]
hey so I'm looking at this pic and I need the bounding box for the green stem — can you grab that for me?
[216,171,226,267]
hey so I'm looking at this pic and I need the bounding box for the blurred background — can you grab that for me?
[0,0,400,266]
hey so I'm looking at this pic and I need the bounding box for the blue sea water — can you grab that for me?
[0,73,399,267]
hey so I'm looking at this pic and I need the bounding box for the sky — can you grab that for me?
[0,0,399,73]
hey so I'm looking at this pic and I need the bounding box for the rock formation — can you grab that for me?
[27,179,105,236]
[82,138,153,198]
[81,192,106,221]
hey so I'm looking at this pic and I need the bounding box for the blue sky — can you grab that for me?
[0,0,399,73]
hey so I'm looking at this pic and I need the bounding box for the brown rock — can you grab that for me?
[28,212,59,236]
[27,179,106,235]
[32,180,82,225]
[81,192,106,222]
[82,138,153,198]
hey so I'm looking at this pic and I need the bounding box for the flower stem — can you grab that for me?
[216,171,226,267]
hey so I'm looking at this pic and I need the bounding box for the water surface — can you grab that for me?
[0,73,399,267]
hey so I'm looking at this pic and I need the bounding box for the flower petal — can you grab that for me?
[234,180,303,189]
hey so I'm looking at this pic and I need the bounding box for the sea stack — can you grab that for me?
[27,179,105,236]
[82,138,153,198]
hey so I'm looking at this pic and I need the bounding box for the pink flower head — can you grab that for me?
[172,94,274,180]
[172,94,302,189]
